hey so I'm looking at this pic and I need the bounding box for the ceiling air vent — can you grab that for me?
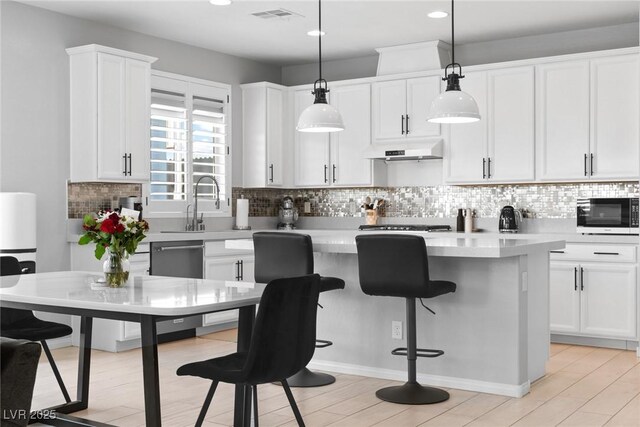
[251,9,304,20]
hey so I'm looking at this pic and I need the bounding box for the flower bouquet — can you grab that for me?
[78,211,149,287]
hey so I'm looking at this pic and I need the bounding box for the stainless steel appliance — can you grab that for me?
[277,196,299,230]
[150,240,204,340]
[577,198,639,235]
[358,224,451,232]
[499,206,521,233]
[119,196,143,220]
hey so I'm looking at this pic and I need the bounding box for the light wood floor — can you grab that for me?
[32,330,640,426]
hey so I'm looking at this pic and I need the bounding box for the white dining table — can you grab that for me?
[0,271,266,427]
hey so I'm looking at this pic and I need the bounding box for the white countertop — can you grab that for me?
[225,231,566,258]
[0,271,265,316]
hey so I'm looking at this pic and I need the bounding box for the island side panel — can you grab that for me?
[527,250,551,382]
[313,252,531,397]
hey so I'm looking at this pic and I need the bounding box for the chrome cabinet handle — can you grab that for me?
[590,153,594,176]
[235,261,240,281]
[154,245,204,252]
[580,267,584,291]
[128,153,132,176]
[401,115,405,135]
[324,164,328,183]
[482,158,486,179]
[584,154,588,176]
[240,260,244,281]
[123,154,128,175]
[550,250,565,254]
[574,267,578,291]
[487,157,492,179]
[269,164,274,183]
[593,252,620,255]
[332,164,337,183]
[405,115,410,134]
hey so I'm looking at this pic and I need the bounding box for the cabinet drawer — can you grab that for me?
[205,240,253,257]
[550,243,636,263]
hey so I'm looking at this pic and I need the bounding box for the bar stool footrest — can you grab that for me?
[315,339,332,348]
[391,347,444,358]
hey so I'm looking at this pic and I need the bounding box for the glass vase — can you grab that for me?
[103,249,130,288]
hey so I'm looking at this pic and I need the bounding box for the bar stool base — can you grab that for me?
[286,367,336,387]
[376,381,449,405]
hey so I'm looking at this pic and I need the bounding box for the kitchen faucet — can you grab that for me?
[187,175,220,231]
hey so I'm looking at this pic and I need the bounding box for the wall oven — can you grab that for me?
[577,198,639,235]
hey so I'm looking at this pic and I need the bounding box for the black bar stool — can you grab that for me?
[253,232,345,387]
[355,234,456,405]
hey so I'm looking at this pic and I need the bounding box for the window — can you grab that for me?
[145,71,231,217]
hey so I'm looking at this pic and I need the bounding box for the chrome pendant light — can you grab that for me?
[297,0,344,133]
[428,0,480,124]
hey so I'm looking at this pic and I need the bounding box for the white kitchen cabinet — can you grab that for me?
[294,89,331,186]
[294,84,384,187]
[536,54,639,181]
[589,55,639,180]
[241,82,286,188]
[445,67,534,184]
[372,76,441,143]
[549,243,637,341]
[67,44,157,182]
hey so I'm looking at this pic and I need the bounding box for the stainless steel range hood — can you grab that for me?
[363,140,443,161]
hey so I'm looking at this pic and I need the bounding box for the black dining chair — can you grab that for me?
[177,274,321,427]
[253,232,345,387]
[0,256,73,403]
[1,337,42,427]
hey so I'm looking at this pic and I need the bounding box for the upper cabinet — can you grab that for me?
[241,82,286,188]
[536,53,639,181]
[294,84,384,188]
[372,76,441,143]
[67,44,157,182]
[446,66,535,184]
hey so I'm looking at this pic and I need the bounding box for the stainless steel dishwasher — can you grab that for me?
[150,240,205,341]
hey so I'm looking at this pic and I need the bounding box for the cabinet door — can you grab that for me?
[590,55,639,180]
[371,80,406,142]
[488,67,535,182]
[331,84,372,186]
[125,59,151,181]
[549,262,581,334]
[445,71,488,184]
[97,53,127,180]
[580,263,637,339]
[294,90,331,186]
[266,87,284,186]
[536,61,590,181]
[205,257,241,281]
[406,76,441,138]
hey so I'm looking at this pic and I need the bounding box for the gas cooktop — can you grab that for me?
[358,224,452,232]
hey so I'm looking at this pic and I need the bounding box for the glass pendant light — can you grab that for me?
[297,0,344,133]
[428,0,480,124]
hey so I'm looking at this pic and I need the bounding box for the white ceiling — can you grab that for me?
[18,0,640,65]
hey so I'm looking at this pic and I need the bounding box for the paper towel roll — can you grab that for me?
[236,199,249,228]
[0,192,37,250]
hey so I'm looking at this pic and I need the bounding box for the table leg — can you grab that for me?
[234,305,256,427]
[140,315,161,427]
[77,316,93,407]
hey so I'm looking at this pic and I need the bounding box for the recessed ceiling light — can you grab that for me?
[307,29,326,37]
[209,0,231,6]
[428,11,449,19]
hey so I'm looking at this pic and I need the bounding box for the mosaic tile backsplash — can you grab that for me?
[68,183,141,218]
[67,182,638,219]
[233,182,639,219]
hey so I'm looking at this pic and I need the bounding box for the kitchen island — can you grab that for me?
[226,231,565,398]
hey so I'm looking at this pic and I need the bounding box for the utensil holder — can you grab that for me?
[365,209,378,225]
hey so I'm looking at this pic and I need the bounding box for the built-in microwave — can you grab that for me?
[577,198,639,234]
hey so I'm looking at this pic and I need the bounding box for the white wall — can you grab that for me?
[0,1,281,272]
[281,22,639,86]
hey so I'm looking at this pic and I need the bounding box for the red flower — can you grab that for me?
[115,223,125,233]
[108,213,120,223]
[100,219,116,234]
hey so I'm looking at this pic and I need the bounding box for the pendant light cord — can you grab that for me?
[318,0,323,83]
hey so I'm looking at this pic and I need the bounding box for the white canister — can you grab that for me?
[464,208,473,233]
[0,192,37,250]
[235,198,249,229]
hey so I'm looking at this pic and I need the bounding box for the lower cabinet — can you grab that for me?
[203,242,255,327]
[550,244,637,340]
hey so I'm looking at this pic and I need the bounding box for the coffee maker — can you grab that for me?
[499,206,521,233]
[277,196,298,230]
